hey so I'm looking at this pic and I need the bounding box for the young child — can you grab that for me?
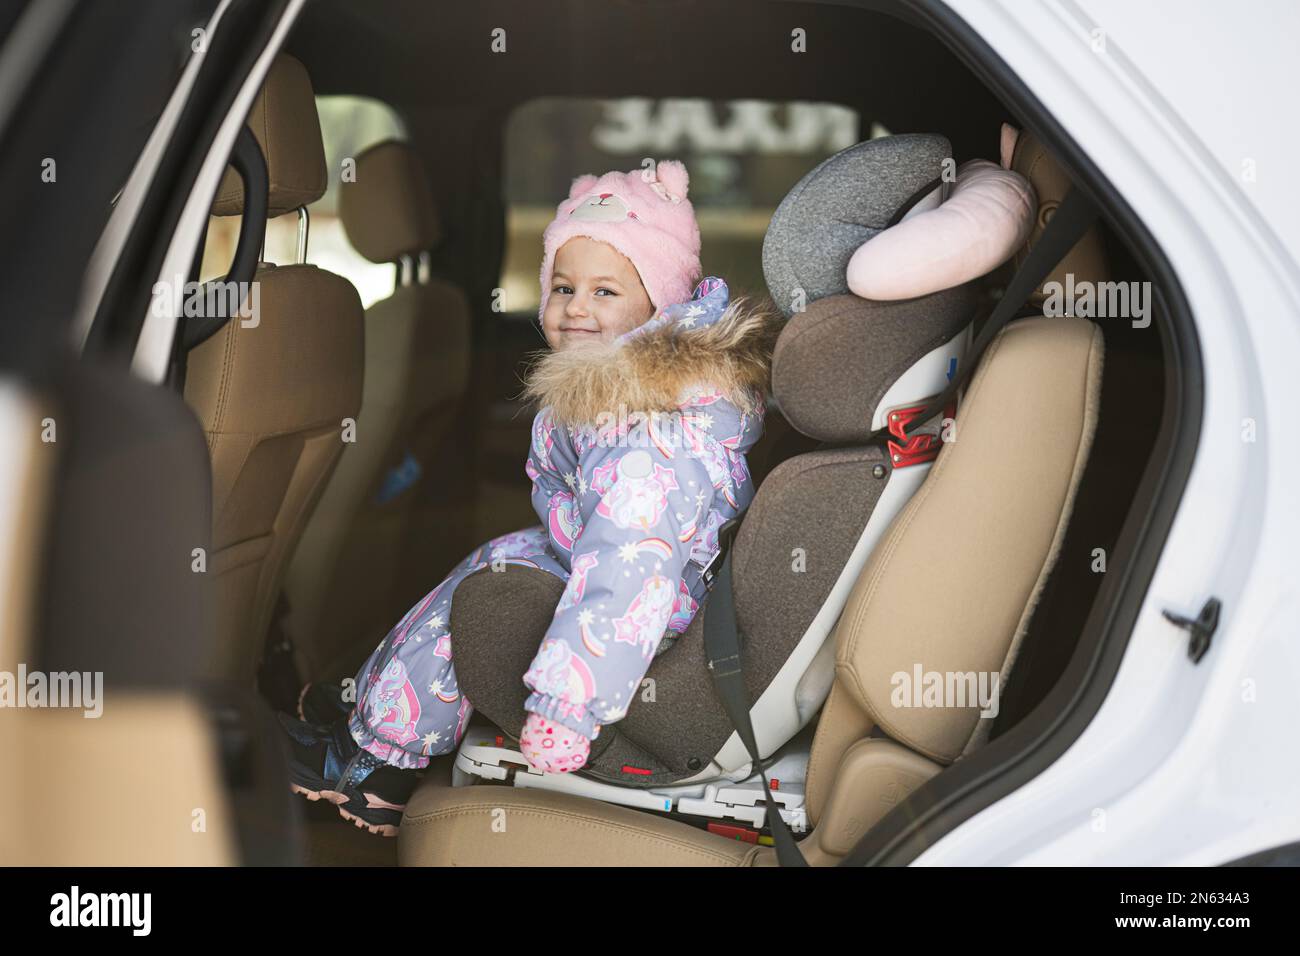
[278,160,778,836]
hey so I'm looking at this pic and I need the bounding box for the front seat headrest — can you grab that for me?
[212,54,327,218]
[338,140,442,263]
[1008,128,1108,299]
[762,133,952,318]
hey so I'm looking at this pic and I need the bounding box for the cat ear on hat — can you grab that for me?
[568,173,599,201]
[651,159,690,202]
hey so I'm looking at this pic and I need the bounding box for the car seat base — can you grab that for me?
[451,720,811,833]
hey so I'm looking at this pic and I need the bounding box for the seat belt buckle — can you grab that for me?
[700,518,740,592]
[885,401,954,468]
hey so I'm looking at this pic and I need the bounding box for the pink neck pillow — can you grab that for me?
[846,158,1036,300]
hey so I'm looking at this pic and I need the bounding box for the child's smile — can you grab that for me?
[542,236,656,349]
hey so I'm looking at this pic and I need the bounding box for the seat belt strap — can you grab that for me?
[702,538,808,866]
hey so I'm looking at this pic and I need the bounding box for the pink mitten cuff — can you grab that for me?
[519,712,593,774]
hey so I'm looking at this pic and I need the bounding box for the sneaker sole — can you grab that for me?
[289,781,401,838]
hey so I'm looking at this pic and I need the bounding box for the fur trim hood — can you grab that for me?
[523,279,781,428]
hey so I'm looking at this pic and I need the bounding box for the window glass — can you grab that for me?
[502,97,865,314]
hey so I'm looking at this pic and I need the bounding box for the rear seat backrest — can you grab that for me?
[185,55,364,685]
[282,140,472,683]
[838,318,1102,756]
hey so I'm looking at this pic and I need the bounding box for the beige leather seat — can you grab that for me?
[185,55,364,685]
[282,140,472,684]
[396,136,1107,867]
[1009,129,1108,300]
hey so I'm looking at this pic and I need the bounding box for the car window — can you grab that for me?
[501,96,866,314]
[200,94,407,308]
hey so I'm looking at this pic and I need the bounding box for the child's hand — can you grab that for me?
[519,712,592,774]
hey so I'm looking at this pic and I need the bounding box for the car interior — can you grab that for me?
[7,0,1182,867]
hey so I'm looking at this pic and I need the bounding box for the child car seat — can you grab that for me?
[398,138,1111,868]
[444,134,997,825]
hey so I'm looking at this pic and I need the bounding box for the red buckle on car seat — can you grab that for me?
[885,402,950,468]
[707,822,759,843]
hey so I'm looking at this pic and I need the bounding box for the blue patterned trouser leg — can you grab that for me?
[348,526,569,769]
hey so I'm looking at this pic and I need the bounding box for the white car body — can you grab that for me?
[918,0,1300,866]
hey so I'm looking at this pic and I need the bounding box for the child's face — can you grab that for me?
[543,237,655,350]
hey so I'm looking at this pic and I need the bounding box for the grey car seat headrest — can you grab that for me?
[762,133,952,317]
[762,133,978,442]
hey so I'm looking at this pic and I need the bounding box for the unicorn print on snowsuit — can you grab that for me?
[366,659,422,748]
[592,450,678,531]
[613,572,678,659]
[523,638,598,728]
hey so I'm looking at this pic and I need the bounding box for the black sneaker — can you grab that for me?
[278,712,418,837]
[296,681,352,726]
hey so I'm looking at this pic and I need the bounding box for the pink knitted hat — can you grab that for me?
[538,160,702,320]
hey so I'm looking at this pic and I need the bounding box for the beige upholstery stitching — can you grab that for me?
[207,418,350,443]
[212,540,270,574]
[212,303,238,437]
[260,78,274,200]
